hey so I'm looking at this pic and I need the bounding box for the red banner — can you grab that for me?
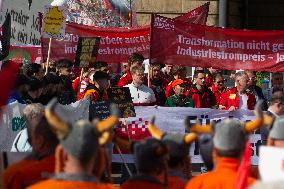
[41,3,209,63]
[150,14,284,72]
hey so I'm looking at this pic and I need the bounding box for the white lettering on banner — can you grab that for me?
[154,16,175,30]
[63,32,150,56]
[0,0,53,45]
[112,106,263,166]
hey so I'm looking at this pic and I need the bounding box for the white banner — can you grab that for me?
[0,0,53,45]
[112,106,262,166]
[0,102,264,166]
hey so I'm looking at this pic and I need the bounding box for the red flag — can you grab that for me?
[235,141,251,189]
[0,62,20,107]
[175,2,210,24]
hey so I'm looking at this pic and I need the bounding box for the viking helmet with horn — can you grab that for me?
[45,98,120,162]
[148,116,197,158]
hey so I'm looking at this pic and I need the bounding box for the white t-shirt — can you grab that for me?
[239,93,248,110]
[125,83,156,105]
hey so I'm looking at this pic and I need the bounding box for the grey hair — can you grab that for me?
[23,103,44,124]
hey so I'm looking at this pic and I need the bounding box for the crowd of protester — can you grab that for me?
[1,52,284,189]
[8,53,284,112]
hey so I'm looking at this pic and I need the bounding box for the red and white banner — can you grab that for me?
[150,14,284,72]
[41,3,209,63]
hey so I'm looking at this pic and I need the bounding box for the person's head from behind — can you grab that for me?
[269,91,284,116]
[131,66,145,86]
[14,74,30,94]
[150,64,161,80]
[214,73,226,90]
[213,119,246,160]
[133,138,168,176]
[194,70,205,87]
[27,78,43,99]
[22,63,43,79]
[245,71,257,87]
[235,71,249,93]
[42,73,61,95]
[93,71,110,90]
[128,53,144,69]
[93,61,109,74]
[172,79,186,96]
[272,73,283,91]
[55,59,73,77]
[267,117,284,148]
[171,66,186,80]
[23,104,58,154]
[44,100,119,175]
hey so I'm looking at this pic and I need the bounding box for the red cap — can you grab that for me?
[171,79,184,88]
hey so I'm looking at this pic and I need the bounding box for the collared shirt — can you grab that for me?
[125,83,156,106]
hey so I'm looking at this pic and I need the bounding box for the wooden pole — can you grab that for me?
[45,38,52,75]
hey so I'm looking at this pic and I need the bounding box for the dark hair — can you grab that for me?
[168,155,186,168]
[270,91,284,105]
[42,73,61,85]
[128,53,144,66]
[59,75,73,90]
[194,70,204,78]
[56,59,73,69]
[93,61,108,70]
[215,148,243,158]
[28,78,42,91]
[15,74,30,87]
[93,71,110,81]
[22,63,41,76]
[170,66,181,76]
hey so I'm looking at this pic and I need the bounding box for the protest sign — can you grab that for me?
[89,101,110,121]
[75,37,100,68]
[150,14,284,72]
[4,45,42,64]
[259,146,284,182]
[0,0,52,45]
[41,3,209,62]
[42,5,67,39]
[107,87,136,118]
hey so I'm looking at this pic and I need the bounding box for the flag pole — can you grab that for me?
[148,13,155,87]
[45,38,52,75]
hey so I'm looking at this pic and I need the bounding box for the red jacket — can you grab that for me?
[190,84,214,108]
[220,87,256,110]
[205,72,213,88]
[212,85,228,107]
[118,71,132,87]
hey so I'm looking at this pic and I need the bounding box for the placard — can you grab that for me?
[107,87,135,118]
[42,5,67,39]
[75,37,100,68]
[89,101,110,121]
